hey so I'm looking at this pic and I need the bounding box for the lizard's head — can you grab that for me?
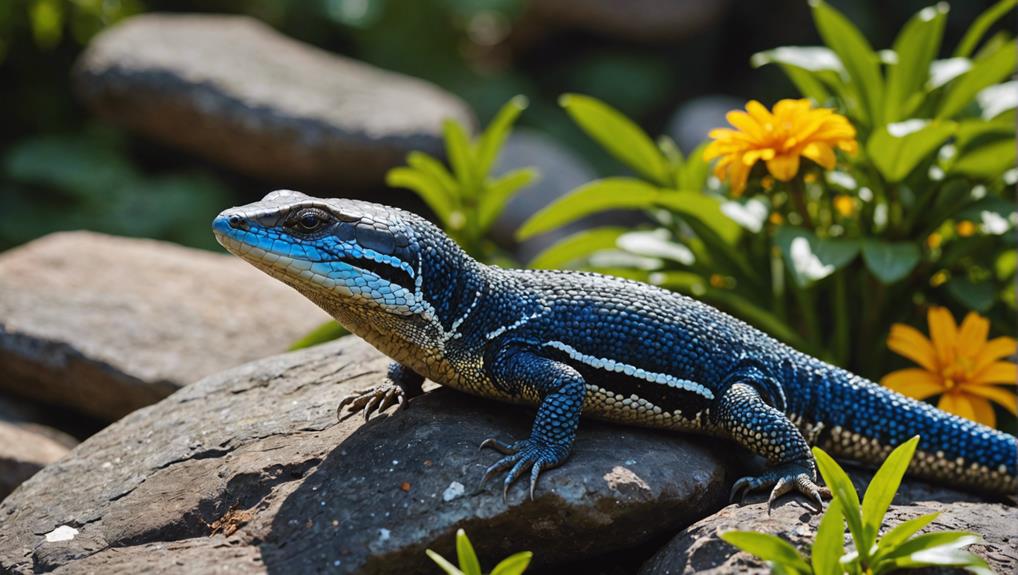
[212,190,466,319]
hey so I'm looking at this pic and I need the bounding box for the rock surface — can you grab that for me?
[74,14,474,188]
[0,231,330,421]
[0,421,72,501]
[0,336,729,574]
[639,470,1017,575]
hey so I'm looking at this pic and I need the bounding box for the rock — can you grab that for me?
[74,14,474,189]
[0,231,330,421]
[0,336,729,574]
[667,95,744,154]
[0,421,72,500]
[528,0,730,43]
[639,469,1017,575]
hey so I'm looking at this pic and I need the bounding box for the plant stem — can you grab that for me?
[789,177,813,228]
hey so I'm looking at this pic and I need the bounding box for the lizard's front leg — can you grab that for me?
[337,362,424,421]
[714,382,830,512]
[480,345,586,501]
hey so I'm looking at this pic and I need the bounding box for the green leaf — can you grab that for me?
[866,119,956,182]
[560,93,670,186]
[946,278,996,312]
[515,178,659,240]
[975,80,1018,119]
[875,512,939,556]
[527,227,628,269]
[489,551,533,575]
[938,40,1017,119]
[813,447,867,560]
[861,240,921,284]
[861,436,919,547]
[677,140,712,192]
[386,167,458,228]
[719,531,811,574]
[443,120,477,193]
[617,230,694,265]
[775,227,860,287]
[810,0,885,126]
[751,46,844,73]
[475,96,528,178]
[879,532,989,574]
[407,151,458,197]
[812,498,846,575]
[885,3,948,122]
[455,529,481,575]
[288,321,348,350]
[949,138,1017,179]
[954,0,1017,58]
[426,549,465,575]
[655,192,742,245]
[478,168,538,232]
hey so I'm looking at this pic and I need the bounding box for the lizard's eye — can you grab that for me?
[292,209,328,233]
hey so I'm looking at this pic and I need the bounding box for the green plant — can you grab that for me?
[515,1,1017,396]
[388,95,538,265]
[427,529,532,575]
[721,436,991,574]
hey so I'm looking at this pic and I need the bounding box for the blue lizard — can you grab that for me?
[213,190,1017,509]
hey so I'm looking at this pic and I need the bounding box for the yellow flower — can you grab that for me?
[704,99,858,196]
[956,220,976,237]
[882,307,1017,428]
[833,195,856,217]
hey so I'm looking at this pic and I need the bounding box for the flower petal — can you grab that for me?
[971,361,1017,385]
[964,384,1018,416]
[887,323,939,371]
[801,142,836,169]
[927,307,957,366]
[765,154,800,181]
[956,312,990,361]
[725,111,763,139]
[746,100,774,125]
[726,156,752,197]
[972,336,1017,373]
[881,368,943,399]
[938,391,975,422]
[962,394,996,428]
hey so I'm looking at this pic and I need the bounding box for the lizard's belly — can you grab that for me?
[581,383,711,432]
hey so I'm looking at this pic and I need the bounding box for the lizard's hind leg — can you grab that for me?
[714,382,830,513]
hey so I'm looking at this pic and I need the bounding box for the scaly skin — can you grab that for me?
[213,190,1018,509]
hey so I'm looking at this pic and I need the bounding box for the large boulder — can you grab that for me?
[74,14,474,189]
[639,470,1017,574]
[0,231,330,421]
[0,337,730,574]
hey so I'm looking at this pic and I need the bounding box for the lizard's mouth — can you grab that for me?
[213,216,416,293]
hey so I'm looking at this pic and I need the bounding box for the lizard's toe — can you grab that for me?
[732,462,828,514]
[336,384,407,422]
[479,438,567,502]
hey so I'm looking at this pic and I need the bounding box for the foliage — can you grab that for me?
[388,95,537,265]
[427,529,532,575]
[516,1,1017,400]
[721,436,992,575]
[0,126,229,250]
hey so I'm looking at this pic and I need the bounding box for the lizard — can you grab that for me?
[212,190,1018,510]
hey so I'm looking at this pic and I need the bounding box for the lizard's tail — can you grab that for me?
[798,359,1017,495]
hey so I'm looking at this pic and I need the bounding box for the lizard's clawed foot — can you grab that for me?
[478,437,568,502]
[336,384,407,422]
[730,463,832,514]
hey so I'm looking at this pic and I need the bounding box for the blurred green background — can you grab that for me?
[0,0,1002,252]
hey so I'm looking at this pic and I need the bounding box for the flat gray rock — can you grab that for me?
[0,337,729,574]
[74,14,474,188]
[0,421,72,501]
[639,469,1016,575]
[0,231,330,421]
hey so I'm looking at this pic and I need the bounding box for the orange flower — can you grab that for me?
[704,99,857,196]
[882,307,1017,428]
